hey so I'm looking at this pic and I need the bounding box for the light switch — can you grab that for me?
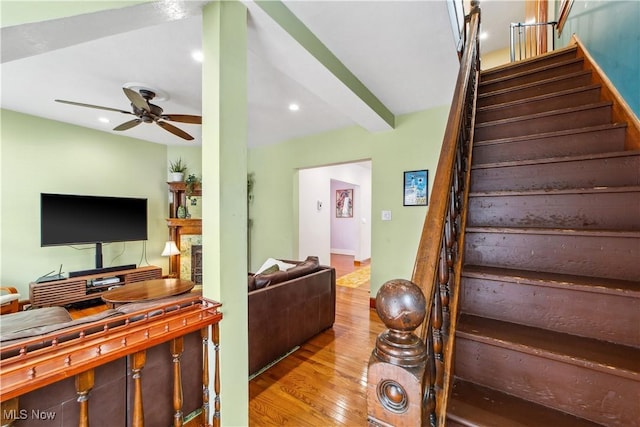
[381,210,392,221]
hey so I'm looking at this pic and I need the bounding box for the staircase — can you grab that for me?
[447,46,640,426]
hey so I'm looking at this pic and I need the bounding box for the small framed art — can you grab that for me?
[336,189,353,218]
[403,170,428,206]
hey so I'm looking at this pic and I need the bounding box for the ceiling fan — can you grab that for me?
[55,87,202,141]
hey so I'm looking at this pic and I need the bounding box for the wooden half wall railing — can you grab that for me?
[0,295,222,427]
[367,3,481,427]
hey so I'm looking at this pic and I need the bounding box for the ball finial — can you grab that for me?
[375,279,426,332]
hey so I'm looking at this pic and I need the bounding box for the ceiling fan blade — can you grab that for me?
[156,121,194,141]
[123,87,150,112]
[113,119,142,131]
[55,99,132,115]
[161,114,202,124]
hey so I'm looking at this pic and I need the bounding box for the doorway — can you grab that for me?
[298,160,372,271]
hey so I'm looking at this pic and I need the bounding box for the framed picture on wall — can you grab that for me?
[336,189,353,218]
[403,170,428,206]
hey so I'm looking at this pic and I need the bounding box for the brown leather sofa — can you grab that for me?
[248,256,336,376]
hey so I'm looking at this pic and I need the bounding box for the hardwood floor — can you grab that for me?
[249,254,383,426]
[68,255,384,425]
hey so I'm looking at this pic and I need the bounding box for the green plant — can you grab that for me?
[169,158,187,174]
[185,173,200,196]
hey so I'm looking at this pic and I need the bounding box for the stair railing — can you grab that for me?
[367,4,481,426]
[510,21,557,62]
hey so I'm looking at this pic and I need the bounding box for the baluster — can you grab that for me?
[212,323,221,427]
[424,326,437,427]
[170,337,184,427]
[201,327,210,425]
[131,350,146,427]
[439,238,451,320]
[432,255,444,389]
[76,369,94,427]
[367,279,427,426]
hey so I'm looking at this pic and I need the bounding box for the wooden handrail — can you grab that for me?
[1,294,222,415]
[367,3,481,426]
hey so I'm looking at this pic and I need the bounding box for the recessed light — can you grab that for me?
[288,103,300,112]
[98,117,110,124]
[192,50,204,63]
[479,32,488,40]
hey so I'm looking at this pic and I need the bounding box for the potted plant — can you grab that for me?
[169,158,187,182]
[185,173,200,197]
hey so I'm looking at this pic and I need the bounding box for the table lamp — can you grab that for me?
[161,240,180,277]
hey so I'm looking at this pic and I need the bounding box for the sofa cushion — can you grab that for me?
[286,256,320,280]
[254,269,288,290]
[0,307,121,345]
[252,256,320,290]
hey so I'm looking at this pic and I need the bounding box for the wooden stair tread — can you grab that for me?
[457,314,640,378]
[448,379,601,427]
[480,45,578,78]
[465,226,640,239]
[471,149,640,169]
[474,101,612,130]
[478,70,592,99]
[462,265,640,297]
[476,84,601,115]
[472,123,627,148]
[469,185,640,197]
[479,57,585,88]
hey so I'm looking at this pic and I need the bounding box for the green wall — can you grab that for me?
[248,106,449,296]
[0,109,168,296]
[558,0,640,115]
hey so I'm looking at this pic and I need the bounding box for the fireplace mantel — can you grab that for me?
[166,218,202,278]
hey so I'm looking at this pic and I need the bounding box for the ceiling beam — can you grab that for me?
[243,0,395,132]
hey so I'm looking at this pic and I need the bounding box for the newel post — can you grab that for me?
[367,279,428,426]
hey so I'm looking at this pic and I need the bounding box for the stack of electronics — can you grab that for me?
[86,277,121,293]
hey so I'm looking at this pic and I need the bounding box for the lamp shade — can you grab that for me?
[161,241,180,256]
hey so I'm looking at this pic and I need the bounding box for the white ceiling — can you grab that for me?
[1,0,525,148]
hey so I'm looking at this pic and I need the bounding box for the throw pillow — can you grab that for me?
[255,258,297,274]
[260,264,279,275]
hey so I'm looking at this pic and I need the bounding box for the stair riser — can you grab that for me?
[464,232,640,281]
[475,105,612,141]
[480,60,585,93]
[477,73,592,108]
[454,338,639,426]
[472,126,626,164]
[476,86,601,123]
[460,277,640,347]
[470,155,640,192]
[481,49,578,81]
[467,191,640,230]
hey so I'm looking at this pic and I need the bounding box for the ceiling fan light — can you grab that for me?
[98,117,110,123]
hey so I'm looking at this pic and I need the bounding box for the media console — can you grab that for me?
[29,265,162,308]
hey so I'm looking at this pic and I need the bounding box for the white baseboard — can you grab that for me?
[331,249,356,256]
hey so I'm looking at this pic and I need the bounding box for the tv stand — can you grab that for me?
[30,265,162,308]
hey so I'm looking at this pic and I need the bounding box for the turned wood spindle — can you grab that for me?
[201,327,210,424]
[131,350,146,427]
[170,337,184,427]
[212,323,221,427]
[76,369,95,427]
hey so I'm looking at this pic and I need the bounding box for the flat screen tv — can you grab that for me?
[41,193,148,270]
